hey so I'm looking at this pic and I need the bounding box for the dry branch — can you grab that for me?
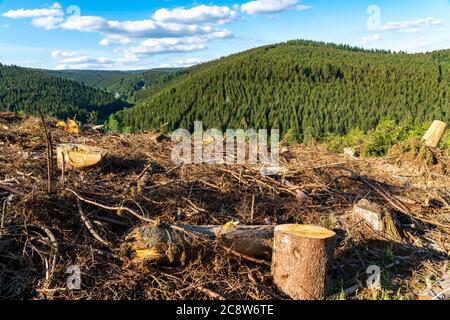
[77,199,114,248]
[0,182,26,197]
[39,110,53,194]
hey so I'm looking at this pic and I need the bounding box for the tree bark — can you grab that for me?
[125,222,274,265]
[271,224,336,300]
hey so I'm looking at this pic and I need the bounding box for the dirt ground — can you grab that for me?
[0,112,448,300]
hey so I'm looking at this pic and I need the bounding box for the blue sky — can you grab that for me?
[0,0,449,70]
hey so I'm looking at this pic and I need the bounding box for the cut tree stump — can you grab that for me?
[343,148,355,157]
[271,224,336,300]
[125,222,274,265]
[422,120,447,148]
[56,144,107,170]
[353,199,383,232]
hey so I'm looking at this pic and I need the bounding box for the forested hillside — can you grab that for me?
[44,70,130,90]
[46,68,185,102]
[0,64,128,123]
[110,40,450,139]
[107,68,186,102]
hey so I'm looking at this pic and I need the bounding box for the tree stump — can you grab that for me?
[271,224,336,300]
[354,199,383,232]
[56,144,107,170]
[422,120,447,148]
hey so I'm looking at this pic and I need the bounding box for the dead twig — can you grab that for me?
[38,110,53,194]
[67,188,156,224]
[77,199,114,248]
[40,226,59,278]
[195,286,226,300]
[0,182,26,197]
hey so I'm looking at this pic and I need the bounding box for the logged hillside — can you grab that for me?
[46,68,186,102]
[0,64,128,122]
[110,40,450,137]
[1,113,449,300]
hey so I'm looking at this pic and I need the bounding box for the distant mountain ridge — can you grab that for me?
[106,40,450,138]
[43,68,186,102]
[0,64,129,123]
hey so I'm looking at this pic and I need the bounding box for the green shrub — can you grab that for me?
[364,119,403,157]
[439,131,450,150]
[324,119,448,157]
[324,134,346,153]
[107,113,123,132]
[283,129,302,145]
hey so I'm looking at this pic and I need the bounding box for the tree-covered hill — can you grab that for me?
[109,40,450,139]
[44,70,130,90]
[0,64,128,123]
[45,68,186,102]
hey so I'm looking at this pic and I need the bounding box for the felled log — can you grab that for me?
[125,222,274,265]
[56,144,107,170]
[271,225,336,300]
[422,120,447,148]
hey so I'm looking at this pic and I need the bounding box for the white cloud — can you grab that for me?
[59,15,105,32]
[153,5,238,24]
[361,33,382,44]
[99,35,132,46]
[403,28,420,33]
[58,14,228,40]
[2,2,62,19]
[126,31,231,56]
[241,0,308,15]
[131,39,206,55]
[8,3,238,68]
[32,15,64,30]
[3,3,232,41]
[2,2,63,30]
[380,17,444,32]
[296,5,311,11]
[52,50,118,70]
[51,50,78,59]
[160,58,204,68]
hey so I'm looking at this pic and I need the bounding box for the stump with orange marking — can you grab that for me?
[271,224,336,300]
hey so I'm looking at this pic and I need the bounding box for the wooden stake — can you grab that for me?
[271,224,336,300]
[422,120,447,148]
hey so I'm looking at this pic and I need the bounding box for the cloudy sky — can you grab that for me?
[0,0,449,70]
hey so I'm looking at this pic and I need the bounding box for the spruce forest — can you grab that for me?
[109,40,450,140]
[0,64,128,123]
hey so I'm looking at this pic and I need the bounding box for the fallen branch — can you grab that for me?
[195,286,226,300]
[39,110,53,194]
[0,182,26,197]
[40,226,59,278]
[67,188,156,224]
[77,199,113,248]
